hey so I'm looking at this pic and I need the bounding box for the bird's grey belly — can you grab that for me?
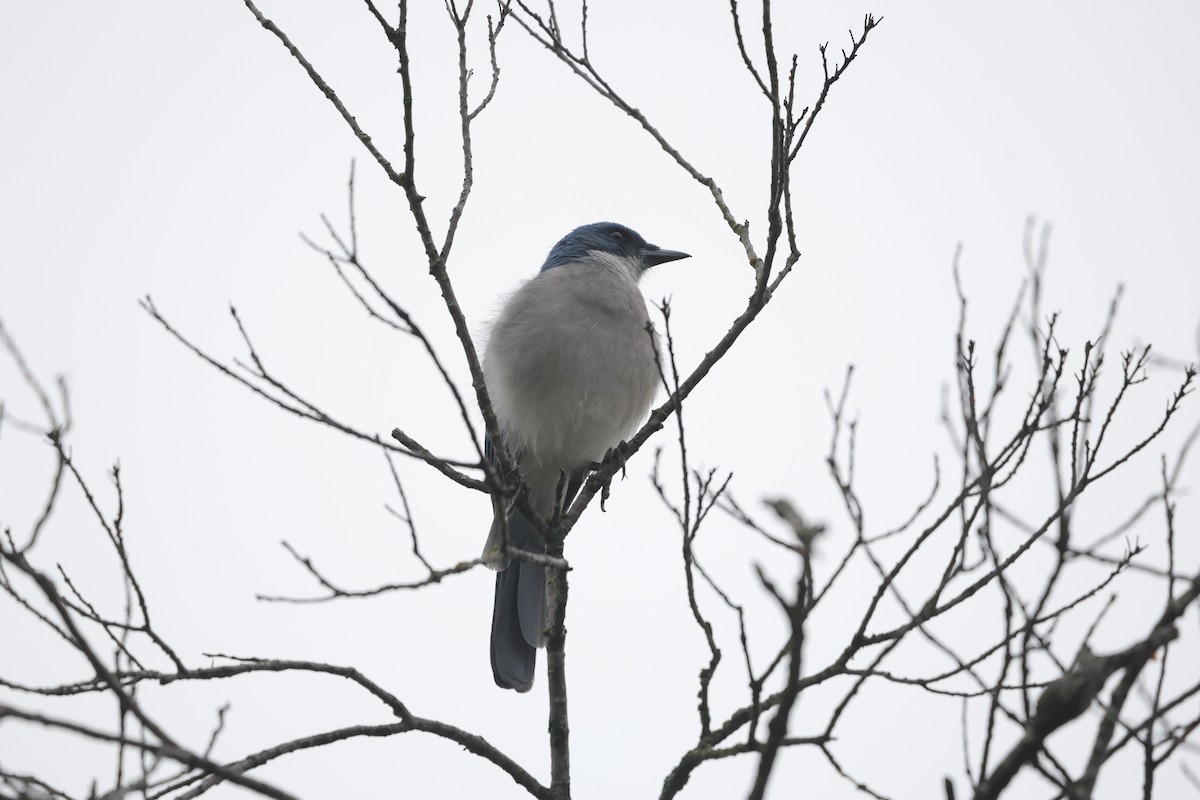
[500,311,657,475]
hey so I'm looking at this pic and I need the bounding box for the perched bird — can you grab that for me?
[482,221,690,692]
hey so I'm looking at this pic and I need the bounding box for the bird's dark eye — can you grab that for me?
[609,231,624,243]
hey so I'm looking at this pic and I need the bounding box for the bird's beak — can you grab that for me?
[643,246,691,268]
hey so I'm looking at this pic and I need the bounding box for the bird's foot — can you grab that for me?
[502,471,534,516]
[589,440,632,477]
[590,441,633,511]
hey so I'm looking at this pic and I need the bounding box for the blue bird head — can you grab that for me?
[540,222,690,273]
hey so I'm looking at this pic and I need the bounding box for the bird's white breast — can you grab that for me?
[484,253,659,494]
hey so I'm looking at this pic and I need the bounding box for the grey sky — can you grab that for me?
[2,2,1198,798]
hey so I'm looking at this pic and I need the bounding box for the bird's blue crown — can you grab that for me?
[540,222,650,273]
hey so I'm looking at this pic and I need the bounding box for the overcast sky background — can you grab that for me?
[2,2,1199,798]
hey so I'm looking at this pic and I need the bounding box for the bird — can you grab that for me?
[482,221,690,692]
